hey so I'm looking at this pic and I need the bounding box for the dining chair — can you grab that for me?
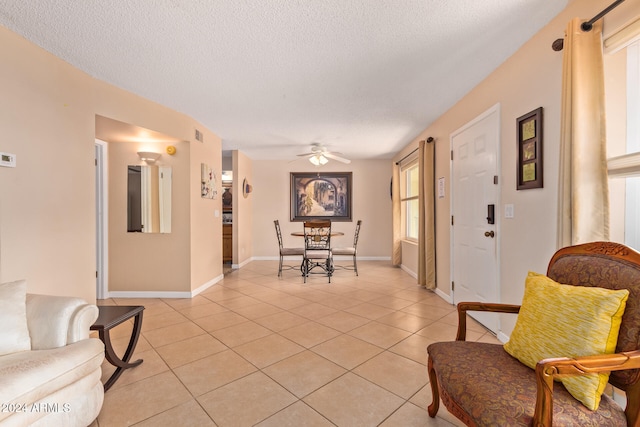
[332,220,361,276]
[273,220,304,277]
[302,220,333,283]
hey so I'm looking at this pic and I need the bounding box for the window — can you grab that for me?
[401,162,419,240]
[608,39,640,251]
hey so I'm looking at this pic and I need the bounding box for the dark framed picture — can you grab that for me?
[516,107,543,190]
[290,172,352,222]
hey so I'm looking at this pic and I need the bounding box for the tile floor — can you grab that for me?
[91,260,500,426]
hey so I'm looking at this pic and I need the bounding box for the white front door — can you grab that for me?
[451,104,500,333]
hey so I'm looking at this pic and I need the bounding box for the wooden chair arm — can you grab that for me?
[533,350,640,426]
[456,302,521,341]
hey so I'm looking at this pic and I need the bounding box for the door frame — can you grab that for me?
[95,140,108,300]
[449,103,501,328]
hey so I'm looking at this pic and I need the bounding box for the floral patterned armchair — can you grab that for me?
[427,242,640,426]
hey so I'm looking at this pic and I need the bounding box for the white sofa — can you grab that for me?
[0,282,105,427]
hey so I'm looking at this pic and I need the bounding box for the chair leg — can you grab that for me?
[427,355,440,417]
[278,255,283,277]
[303,259,308,283]
[353,255,358,276]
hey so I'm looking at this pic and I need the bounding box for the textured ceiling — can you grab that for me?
[0,1,568,161]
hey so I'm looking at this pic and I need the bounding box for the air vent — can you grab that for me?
[195,129,204,142]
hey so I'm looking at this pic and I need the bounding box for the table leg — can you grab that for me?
[101,311,144,391]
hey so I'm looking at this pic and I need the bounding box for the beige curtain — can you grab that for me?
[418,140,436,289]
[557,18,609,248]
[392,163,402,265]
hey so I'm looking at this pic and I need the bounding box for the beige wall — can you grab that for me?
[0,26,223,302]
[251,159,392,259]
[233,151,253,266]
[2,0,633,307]
[94,81,224,295]
[0,26,96,302]
[105,138,191,293]
[394,0,637,337]
[189,129,223,293]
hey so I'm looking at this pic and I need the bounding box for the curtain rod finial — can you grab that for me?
[426,136,434,143]
[552,38,564,51]
[581,22,593,32]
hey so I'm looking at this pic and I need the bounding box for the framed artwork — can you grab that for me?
[201,163,217,199]
[516,107,543,190]
[290,172,352,222]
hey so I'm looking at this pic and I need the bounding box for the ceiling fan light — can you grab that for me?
[309,154,328,166]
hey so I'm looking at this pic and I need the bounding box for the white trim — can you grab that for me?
[400,264,417,279]
[608,152,640,177]
[106,274,224,299]
[449,103,502,333]
[232,258,253,269]
[434,287,453,304]
[95,140,108,300]
[191,275,224,296]
[496,331,509,344]
[108,291,196,299]
[605,16,640,54]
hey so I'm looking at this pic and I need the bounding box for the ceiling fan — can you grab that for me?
[297,143,351,165]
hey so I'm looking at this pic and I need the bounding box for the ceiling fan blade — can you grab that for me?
[324,152,351,164]
[296,152,315,157]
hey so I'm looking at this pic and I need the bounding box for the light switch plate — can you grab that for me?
[504,204,514,218]
[0,152,16,167]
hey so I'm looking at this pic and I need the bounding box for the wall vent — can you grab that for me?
[195,129,204,142]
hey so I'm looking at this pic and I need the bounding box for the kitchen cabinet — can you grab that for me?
[223,224,232,263]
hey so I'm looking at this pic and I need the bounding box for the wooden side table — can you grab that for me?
[91,305,145,391]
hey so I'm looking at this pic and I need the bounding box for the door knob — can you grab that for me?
[484,231,495,238]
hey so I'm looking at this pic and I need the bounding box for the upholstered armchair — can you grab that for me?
[0,281,104,427]
[427,242,640,426]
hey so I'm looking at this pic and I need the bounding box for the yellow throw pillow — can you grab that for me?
[503,271,629,411]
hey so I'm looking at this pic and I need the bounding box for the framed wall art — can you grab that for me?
[516,107,543,190]
[201,163,217,199]
[290,172,352,222]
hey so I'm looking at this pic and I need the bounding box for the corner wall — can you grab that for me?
[394,0,637,337]
[0,26,96,302]
[233,151,253,267]
[251,159,392,260]
[0,25,224,302]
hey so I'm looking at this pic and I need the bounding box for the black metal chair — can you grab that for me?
[274,220,304,277]
[332,220,361,276]
[302,220,333,283]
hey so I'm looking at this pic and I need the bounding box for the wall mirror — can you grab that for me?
[127,165,172,233]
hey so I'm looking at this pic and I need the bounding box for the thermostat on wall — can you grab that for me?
[0,152,16,168]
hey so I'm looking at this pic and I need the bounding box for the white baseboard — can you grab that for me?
[434,287,453,304]
[400,264,417,279]
[232,258,252,269]
[496,331,510,344]
[106,274,224,299]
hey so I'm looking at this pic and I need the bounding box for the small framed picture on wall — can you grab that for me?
[516,107,543,190]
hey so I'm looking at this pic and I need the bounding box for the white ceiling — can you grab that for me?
[0,1,568,161]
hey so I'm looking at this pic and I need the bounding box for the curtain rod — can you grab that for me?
[395,137,434,165]
[552,0,625,51]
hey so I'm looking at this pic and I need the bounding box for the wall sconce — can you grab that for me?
[309,154,328,166]
[242,178,253,198]
[137,151,161,164]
